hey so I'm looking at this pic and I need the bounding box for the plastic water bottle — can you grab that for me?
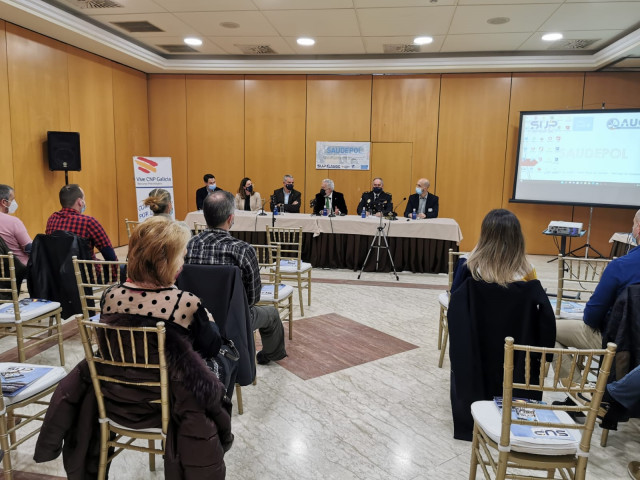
[323,207,328,216]
[412,209,417,220]
[361,207,366,218]
[274,205,279,216]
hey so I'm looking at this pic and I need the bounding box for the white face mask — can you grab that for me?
[7,199,17,214]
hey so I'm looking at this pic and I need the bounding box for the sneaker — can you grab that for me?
[256,351,271,365]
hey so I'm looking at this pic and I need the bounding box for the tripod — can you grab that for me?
[358,213,399,280]
[566,206,605,259]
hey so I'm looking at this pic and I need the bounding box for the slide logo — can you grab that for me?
[607,118,640,130]
[135,156,158,174]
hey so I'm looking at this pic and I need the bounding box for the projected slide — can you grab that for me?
[512,109,640,208]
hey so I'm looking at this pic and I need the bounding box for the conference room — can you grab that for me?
[0,1,639,479]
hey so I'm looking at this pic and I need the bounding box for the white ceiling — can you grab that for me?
[0,0,639,73]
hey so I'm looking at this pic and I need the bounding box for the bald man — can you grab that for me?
[404,178,439,219]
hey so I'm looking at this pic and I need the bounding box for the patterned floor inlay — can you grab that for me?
[275,313,418,380]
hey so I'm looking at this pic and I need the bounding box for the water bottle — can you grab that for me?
[412,208,417,220]
[361,207,366,218]
[274,205,279,216]
[323,207,328,216]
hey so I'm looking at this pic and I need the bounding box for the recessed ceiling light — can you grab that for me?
[297,37,315,46]
[542,33,563,42]
[487,17,510,25]
[184,37,202,46]
[220,22,240,29]
[413,36,433,45]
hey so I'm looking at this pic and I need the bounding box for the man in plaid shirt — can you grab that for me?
[45,184,117,261]
[186,191,286,365]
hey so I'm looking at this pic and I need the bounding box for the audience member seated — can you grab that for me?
[144,188,174,219]
[313,178,348,216]
[555,208,640,384]
[196,173,220,210]
[447,209,556,441]
[234,177,262,212]
[404,178,438,219]
[0,184,31,292]
[271,174,301,213]
[34,220,233,478]
[45,184,117,262]
[186,190,287,365]
[357,177,392,217]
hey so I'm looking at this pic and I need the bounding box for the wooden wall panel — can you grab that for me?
[437,74,512,250]
[503,73,584,255]
[371,143,412,215]
[67,46,118,245]
[578,72,640,257]
[148,75,188,214]
[113,64,149,246]
[186,75,244,206]
[306,75,372,214]
[0,22,13,189]
[5,24,70,236]
[244,75,306,210]
[371,75,440,199]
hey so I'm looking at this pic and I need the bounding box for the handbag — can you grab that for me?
[206,337,240,399]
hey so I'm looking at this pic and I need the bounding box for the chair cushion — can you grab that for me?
[260,284,294,301]
[438,291,449,308]
[471,400,581,456]
[1,362,66,406]
[279,260,312,273]
[107,417,163,435]
[0,299,61,323]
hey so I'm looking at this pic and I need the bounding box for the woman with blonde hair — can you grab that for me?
[234,177,262,211]
[144,188,173,218]
[447,208,555,441]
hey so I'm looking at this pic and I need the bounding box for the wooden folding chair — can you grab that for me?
[555,255,611,318]
[437,248,466,368]
[124,218,140,239]
[72,257,128,319]
[76,315,169,480]
[194,222,208,234]
[469,337,616,480]
[0,253,64,365]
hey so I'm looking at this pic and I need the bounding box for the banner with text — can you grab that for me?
[132,156,175,221]
[316,142,370,170]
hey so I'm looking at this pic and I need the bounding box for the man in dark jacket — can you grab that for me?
[404,178,439,219]
[357,177,393,216]
[313,178,348,216]
[196,174,220,210]
[271,174,301,213]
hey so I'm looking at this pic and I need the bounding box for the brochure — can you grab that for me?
[1,365,53,397]
[0,298,55,315]
[494,397,576,441]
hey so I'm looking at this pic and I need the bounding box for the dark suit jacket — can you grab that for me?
[404,192,439,218]
[196,186,224,210]
[356,191,393,215]
[447,278,556,440]
[313,191,348,215]
[271,188,302,213]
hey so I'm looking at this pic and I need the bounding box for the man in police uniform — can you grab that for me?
[357,177,393,216]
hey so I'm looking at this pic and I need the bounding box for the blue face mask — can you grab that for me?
[373,187,382,194]
[415,187,423,195]
[81,201,87,214]
[208,183,216,191]
[285,183,294,191]
[245,184,253,193]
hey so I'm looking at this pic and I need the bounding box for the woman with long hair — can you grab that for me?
[234,177,262,211]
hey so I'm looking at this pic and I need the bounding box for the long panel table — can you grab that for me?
[184,211,463,273]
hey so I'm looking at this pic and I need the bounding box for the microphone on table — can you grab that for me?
[392,197,407,221]
[309,198,316,216]
[258,198,267,216]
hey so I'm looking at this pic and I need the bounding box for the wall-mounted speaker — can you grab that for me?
[47,131,81,171]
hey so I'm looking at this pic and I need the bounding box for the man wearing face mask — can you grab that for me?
[357,177,393,217]
[312,178,348,216]
[0,184,32,269]
[404,178,439,219]
[196,174,222,210]
[45,184,117,261]
[271,174,301,213]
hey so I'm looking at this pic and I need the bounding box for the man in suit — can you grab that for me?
[356,177,393,216]
[404,178,439,219]
[313,178,348,216]
[195,173,222,210]
[270,174,301,213]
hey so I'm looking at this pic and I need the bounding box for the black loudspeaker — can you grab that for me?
[47,131,81,171]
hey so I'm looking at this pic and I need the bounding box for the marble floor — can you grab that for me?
[1,253,638,480]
